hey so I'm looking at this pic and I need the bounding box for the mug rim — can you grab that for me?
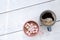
[23,20,39,37]
[40,10,56,26]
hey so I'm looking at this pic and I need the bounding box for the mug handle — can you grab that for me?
[47,26,52,32]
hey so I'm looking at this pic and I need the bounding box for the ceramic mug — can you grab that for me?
[40,10,56,32]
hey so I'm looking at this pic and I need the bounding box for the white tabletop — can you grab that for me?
[0,0,60,40]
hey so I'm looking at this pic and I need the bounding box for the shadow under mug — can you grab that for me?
[40,10,56,32]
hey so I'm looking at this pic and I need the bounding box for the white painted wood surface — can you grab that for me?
[0,0,60,40]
